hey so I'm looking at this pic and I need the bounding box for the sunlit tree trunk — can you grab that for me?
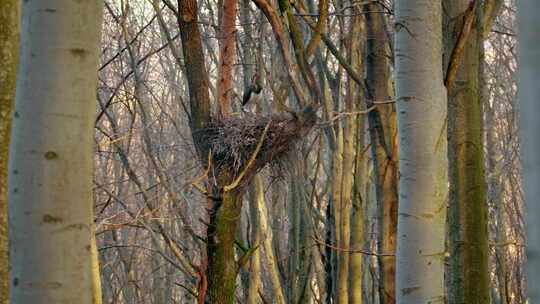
[518,0,540,301]
[444,1,489,303]
[394,1,447,303]
[0,1,19,303]
[8,1,103,303]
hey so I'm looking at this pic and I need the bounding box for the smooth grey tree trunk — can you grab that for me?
[518,0,540,302]
[394,1,447,303]
[8,1,103,303]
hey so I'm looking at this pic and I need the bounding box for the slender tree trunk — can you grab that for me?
[0,1,19,303]
[444,2,490,303]
[217,0,237,116]
[288,176,301,303]
[365,3,398,303]
[337,112,355,304]
[91,225,103,304]
[350,95,366,304]
[247,177,263,303]
[518,0,540,301]
[347,9,365,304]
[394,1,447,303]
[256,177,287,304]
[8,1,103,302]
[331,128,344,302]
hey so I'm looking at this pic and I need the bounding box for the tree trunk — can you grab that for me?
[247,177,263,303]
[331,128,345,303]
[394,1,447,303]
[177,0,212,146]
[365,3,398,303]
[8,1,103,302]
[0,1,19,303]
[256,177,287,304]
[206,189,243,304]
[217,0,237,116]
[350,100,366,304]
[444,2,490,303]
[348,9,366,304]
[518,0,540,301]
[177,0,241,302]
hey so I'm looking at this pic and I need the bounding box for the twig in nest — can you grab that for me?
[223,121,271,192]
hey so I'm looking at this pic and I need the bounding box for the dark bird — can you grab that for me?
[242,73,263,107]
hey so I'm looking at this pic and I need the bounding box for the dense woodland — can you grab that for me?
[0,0,539,303]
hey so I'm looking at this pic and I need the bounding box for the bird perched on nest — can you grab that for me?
[241,73,262,111]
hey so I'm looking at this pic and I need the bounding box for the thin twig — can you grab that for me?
[223,121,271,192]
[311,236,394,256]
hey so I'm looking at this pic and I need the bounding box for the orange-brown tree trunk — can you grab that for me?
[365,3,398,303]
[217,0,237,116]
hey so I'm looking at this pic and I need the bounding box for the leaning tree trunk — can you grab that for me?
[518,0,540,302]
[0,1,19,302]
[394,1,447,303]
[8,1,103,303]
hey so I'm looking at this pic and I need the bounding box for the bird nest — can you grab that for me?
[195,106,317,186]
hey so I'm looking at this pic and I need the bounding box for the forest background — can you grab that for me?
[0,0,538,303]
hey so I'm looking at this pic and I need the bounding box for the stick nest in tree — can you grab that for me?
[196,105,317,183]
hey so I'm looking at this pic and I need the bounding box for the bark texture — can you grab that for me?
[365,3,398,303]
[8,1,103,302]
[217,0,237,116]
[0,1,19,303]
[206,190,242,304]
[444,1,489,303]
[394,1,447,303]
[246,178,262,303]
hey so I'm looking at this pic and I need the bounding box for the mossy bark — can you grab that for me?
[206,190,243,304]
[0,1,19,303]
[444,2,490,303]
[177,1,239,301]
